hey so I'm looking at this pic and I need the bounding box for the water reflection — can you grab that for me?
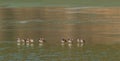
[30,43,34,47]
[1,41,120,61]
[17,42,20,46]
[77,43,84,47]
[61,43,65,47]
[39,43,44,47]
[68,43,72,48]
[17,42,34,48]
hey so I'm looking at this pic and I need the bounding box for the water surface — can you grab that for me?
[0,7,120,61]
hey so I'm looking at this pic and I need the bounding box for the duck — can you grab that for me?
[77,38,85,44]
[26,38,30,43]
[17,38,21,43]
[29,39,34,43]
[61,38,67,43]
[68,38,73,43]
[21,39,25,43]
[39,38,45,43]
[80,39,85,43]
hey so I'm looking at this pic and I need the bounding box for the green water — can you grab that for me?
[0,0,120,7]
[0,6,120,60]
[0,42,120,61]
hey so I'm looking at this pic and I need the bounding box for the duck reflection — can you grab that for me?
[30,43,34,47]
[77,43,84,47]
[17,42,21,46]
[68,43,72,48]
[39,43,43,47]
[26,42,30,47]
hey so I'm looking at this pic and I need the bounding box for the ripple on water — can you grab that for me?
[12,19,44,24]
[0,56,4,61]
[0,47,9,51]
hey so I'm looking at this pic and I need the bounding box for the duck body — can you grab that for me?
[39,40,44,43]
[26,38,30,43]
[77,38,85,43]
[61,38,67,43]
[17,38,21,43]
[80,39,85,43]
[39,38,45,43]
[30,39,34,43]
[67,39,73,43]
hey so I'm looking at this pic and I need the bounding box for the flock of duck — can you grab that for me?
[17,37,85,47]
[17,37,45,47]
[61,38,85,44]
[61,38,85,47]
[17,37,45,43]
